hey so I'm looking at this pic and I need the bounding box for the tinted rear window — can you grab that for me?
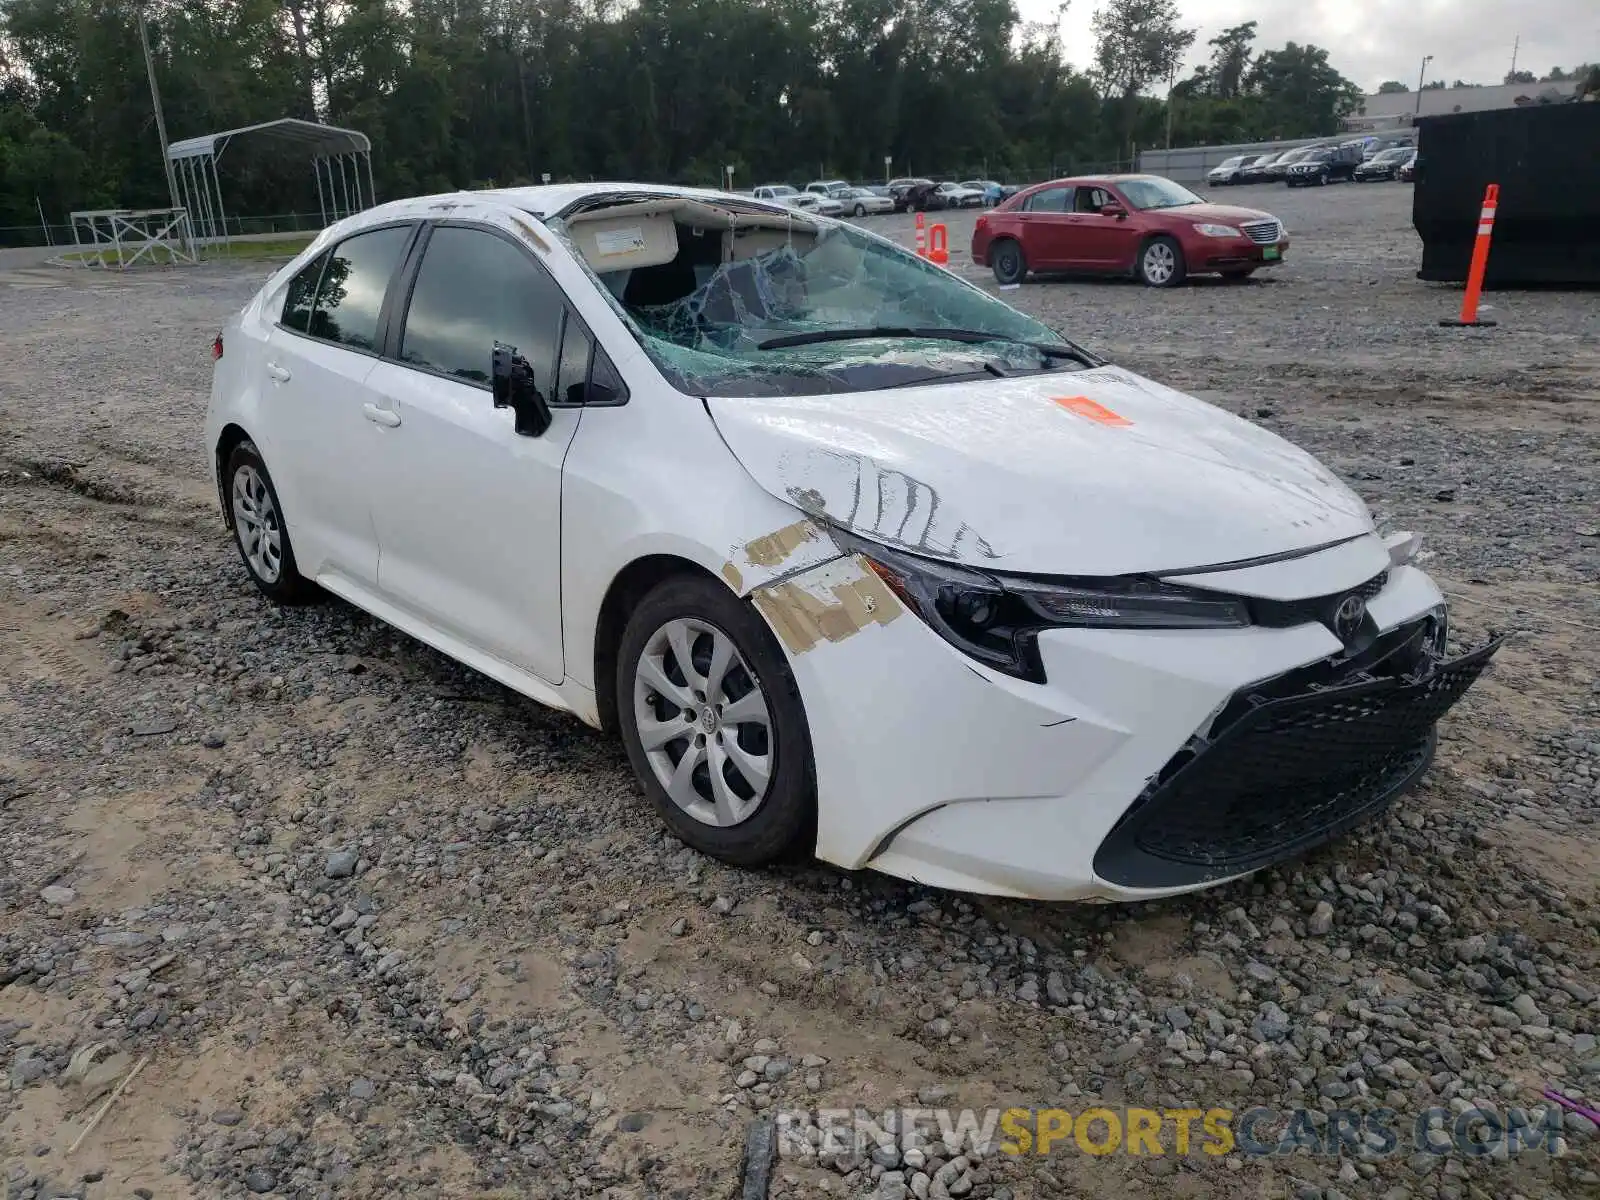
[308,225,412,351]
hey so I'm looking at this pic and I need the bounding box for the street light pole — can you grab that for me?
[1414,54,1434,115]
[137,7,183,213]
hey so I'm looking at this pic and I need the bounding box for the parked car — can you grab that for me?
[1206,155,1250,186]
[207,180,1493,901]
[971,173,1290,287]
[806,179,851,197]
[960,179,1004,205]
[789,192,843,217]
[887,177,934,211]
[1397,150,1418,182]
[901,181,950,212]
[1284,145,1361,187]
[1363,137,1413,160]
[1354,146,1413,182]
[1263,148,1314,181]
[934,181,985,208]
[836,187,894,217]
[752,184,799,203]
[1238,152,1282,184]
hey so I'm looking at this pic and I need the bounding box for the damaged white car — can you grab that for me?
[205,183,1500,901]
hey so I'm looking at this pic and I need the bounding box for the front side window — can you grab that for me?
[281,251,328,332]
[399,225,564,394]
[308,225,412,350]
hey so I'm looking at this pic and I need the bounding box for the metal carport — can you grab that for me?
[166,117,375,243]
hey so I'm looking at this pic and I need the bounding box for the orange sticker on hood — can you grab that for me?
[1053,395,1132,426]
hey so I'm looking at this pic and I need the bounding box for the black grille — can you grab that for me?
[1253,570,1389,630]
[1093,635,1502,890]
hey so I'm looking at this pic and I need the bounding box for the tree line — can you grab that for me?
[0,0,1489,240]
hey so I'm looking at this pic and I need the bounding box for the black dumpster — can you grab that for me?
[1414,102,1600,285]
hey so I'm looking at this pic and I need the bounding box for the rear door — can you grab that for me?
[362,221,594,683]
[262,223,417,585]
[1016,185,1077,268]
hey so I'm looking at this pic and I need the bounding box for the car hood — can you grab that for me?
[707,365,1373,576]
[1159,202,1280,225]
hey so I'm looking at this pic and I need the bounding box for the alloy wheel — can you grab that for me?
[1142,242,1176,285]
[633,617,773,827]
[232,464,283,583]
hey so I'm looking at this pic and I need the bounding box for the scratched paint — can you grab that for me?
[509,216,550,252]
[720,561,744,591]
[751,557,904,654]
[742,519,820,568]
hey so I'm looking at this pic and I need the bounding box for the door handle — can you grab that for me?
[362,403,402,428]
[266,363,292,383]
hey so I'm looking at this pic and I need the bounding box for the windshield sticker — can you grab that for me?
[593,226,648,257]
[1054,395,1132,427]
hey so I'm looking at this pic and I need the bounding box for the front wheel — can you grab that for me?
[1137,237,1185,288]
[618,576,815,867]
[990,239,1027,285]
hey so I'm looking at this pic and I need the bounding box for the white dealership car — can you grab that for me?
[205,182,1498,901]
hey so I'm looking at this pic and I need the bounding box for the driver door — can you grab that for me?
[361,222,587,684]
[1072,185,1138,270]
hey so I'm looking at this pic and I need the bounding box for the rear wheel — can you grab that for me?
[1137,237,1185,288]
[225,440,317,605]
[617,576,815,867]
[990,238,1027,285]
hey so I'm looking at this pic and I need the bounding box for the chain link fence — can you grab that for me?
[4,163,1139,249]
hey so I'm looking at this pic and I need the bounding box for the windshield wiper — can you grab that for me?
[756,326,1099,366]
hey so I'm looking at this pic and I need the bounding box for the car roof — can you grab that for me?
[325,182,796,234]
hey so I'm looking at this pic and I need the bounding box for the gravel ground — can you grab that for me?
[1,181,1596,1200]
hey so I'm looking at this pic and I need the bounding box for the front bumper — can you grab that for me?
[755,549,1495,902]
[1200,237,1289,270]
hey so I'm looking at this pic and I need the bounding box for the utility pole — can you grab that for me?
[137,7,182,213]
[1414,55,1434,115]
[1164,65,1178,149]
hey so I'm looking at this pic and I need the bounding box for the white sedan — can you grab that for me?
[206,182,1497,901]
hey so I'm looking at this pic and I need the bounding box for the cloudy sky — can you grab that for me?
[1019,0,1590,94]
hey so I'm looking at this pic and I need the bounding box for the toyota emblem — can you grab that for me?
[1333,594,1366,641]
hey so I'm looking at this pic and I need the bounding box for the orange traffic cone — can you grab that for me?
[1441,183,1499,328]
[928,223,949,266]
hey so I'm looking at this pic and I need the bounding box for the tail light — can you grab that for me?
[211,333,224,361]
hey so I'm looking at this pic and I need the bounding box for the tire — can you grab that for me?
[990,238,1026,285]
[224,440,318,604]
[1137,236,1185,288]
[617,575,815,867]
[853,203,866,217]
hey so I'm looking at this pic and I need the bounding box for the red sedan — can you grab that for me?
[970,174,1290,288]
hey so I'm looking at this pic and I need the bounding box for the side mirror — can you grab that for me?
[1100,203,1127,219]
[491,342,552,437]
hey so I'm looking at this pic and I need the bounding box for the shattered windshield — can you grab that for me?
[547,208,1085,397]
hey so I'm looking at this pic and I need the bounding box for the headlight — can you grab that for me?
[1193,223,1242,238]
[832,530,1250,683]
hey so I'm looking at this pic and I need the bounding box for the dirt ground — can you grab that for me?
[1,180,1596,1200]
